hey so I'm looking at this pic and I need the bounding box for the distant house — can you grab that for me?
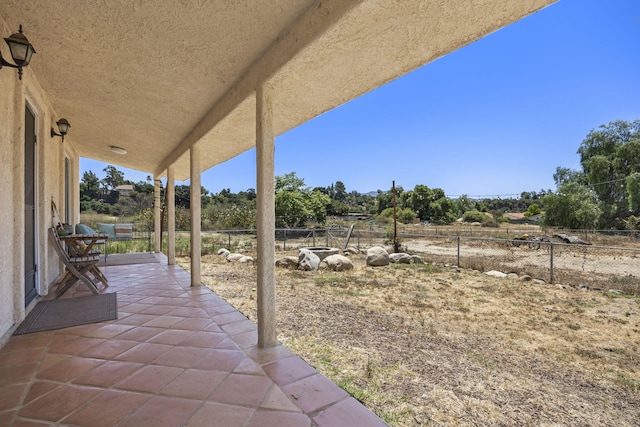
[116,184,134,197]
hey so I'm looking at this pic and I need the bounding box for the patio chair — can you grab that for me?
[49,227,101,297]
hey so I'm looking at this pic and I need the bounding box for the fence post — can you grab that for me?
[312,230,316,246]
[284,229,287,250]
[357,231,360,249]
[550,242,554,284]
[457,236,461,267]
[228,232,231,248]
[325,229,329,246]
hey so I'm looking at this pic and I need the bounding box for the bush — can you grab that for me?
[462,210,488,223]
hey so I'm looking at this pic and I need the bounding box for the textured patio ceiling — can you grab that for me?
[0,0,555,181]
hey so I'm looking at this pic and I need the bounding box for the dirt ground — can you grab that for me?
[178,249,640,426]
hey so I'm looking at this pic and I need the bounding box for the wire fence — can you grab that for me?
[116,224,640,295]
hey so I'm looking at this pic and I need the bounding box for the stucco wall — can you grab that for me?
[0,41,18,339]
[0,17,73,342]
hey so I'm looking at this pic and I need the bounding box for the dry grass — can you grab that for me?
[178,250,640,426]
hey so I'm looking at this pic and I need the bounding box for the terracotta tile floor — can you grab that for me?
[0,254,388,427]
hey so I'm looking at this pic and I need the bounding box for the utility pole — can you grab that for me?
[393,180,399,253]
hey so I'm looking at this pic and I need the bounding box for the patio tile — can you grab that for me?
[230,329,259,349]
[214,336,241,350]
[113,313,158,325]
[0,346,45,367]
[72,360,144,387]
[83,323,135,339]
[172,317,215,330]
[62,389,150,427]
[22,381,59,405]
[260,384,303,412]
[118,395,201,427]
[167,306,210,318]
[179,331,227,348]
[151,346,210,368]
[114,342,173,363]
[115,365,184,393]
[142,315,186,328]
[160,368,227,399]
[0,384,27,411]
[234,357,265,375]
[18,384,101,422]
[263,355,317,386]
[247,409,312,427]
[213,310,250,325]
[192,349,245,372]
[79,338,139,359]
[0,411,15,426]
[185,402,255,427]
[208,373,272,407]
[247,344,295,365]
[115,325,164,342]
[117,303,156,314]
[313,396,389,427]
[147,329,195,345]
[221,319,258,336]
[48,335,105,355]
[0,333,51,354]
[281,373,349,413]
[139,304,177,315]
[36,356,105,382]
[0,255,388,427]
[55,322,104,336]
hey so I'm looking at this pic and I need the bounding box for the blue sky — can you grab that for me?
[81,0,640,198]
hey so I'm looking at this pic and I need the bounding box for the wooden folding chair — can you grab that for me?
[49,227,101,298]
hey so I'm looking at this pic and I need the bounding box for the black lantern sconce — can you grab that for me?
[0,25,36,80]
[51,119,71,142]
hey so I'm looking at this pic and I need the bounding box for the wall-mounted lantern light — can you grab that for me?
[0,25,36,80]
[51,118,71,142]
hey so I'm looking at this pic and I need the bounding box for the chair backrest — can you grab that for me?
[49,227,71,263]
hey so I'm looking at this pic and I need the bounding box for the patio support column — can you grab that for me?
[190,145,201,286]
[167,165,176,265]
[154,178,162,253]
[256,83,277,348]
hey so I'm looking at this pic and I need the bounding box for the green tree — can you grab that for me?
[541,182,601,229]
[102,165,125,191]
[377,207,417,224]
[274,172,330,227]
[577,120,640,226]
[334,181,347,202]
[524,203,541,217]
[80,171,101,201]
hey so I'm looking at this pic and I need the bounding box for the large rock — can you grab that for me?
[366,246,390,267]
[389,253,412,264]
[226,253,244,262]
[410,255,423,264]
[343,246,360,255]
[276,256,299,269]
[298,249,321,271]
[485,270,507,278]
[322,254,354,271]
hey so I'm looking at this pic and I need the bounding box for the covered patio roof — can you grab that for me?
[1,0,555,181]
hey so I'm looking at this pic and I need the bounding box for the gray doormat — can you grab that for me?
[14,293,117,335]
[98,253,159,266]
